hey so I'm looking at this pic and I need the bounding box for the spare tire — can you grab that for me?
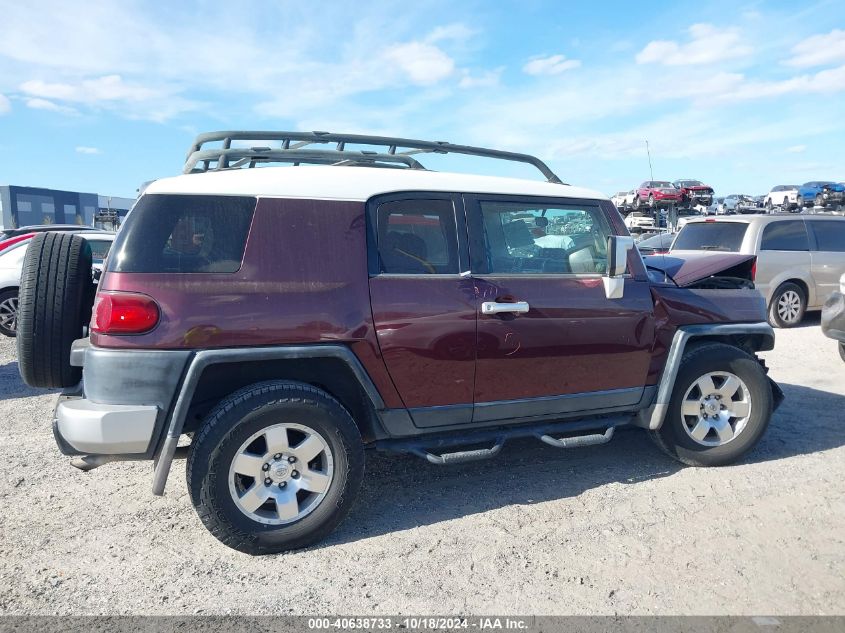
[17,232,93,388]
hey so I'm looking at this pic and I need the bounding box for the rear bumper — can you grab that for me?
[54,398,158,454]
[822,292,845,343]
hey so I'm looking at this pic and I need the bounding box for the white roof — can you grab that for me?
[143,165,607,202]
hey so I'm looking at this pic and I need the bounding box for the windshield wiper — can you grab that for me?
[698,245,729,251]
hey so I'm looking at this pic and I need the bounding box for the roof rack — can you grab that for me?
[184,131,564,184]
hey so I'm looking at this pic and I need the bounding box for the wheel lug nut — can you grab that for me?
[291,470,299,479]
[274,453,282,460]
[278,482,286,489]
[264,477,272,485]
[262,463,270,471]
[288,456,296,463]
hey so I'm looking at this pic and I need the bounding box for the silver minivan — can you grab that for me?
[671,215,845,327]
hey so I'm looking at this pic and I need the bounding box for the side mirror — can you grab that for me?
[603,235,635,299]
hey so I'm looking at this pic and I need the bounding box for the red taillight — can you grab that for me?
[92,292,160,334]
[751,259,757,281]
[0,232,36,252]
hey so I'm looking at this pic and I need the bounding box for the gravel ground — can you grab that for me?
[1,320,843,615]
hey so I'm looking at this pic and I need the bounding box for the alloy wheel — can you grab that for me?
[0,295,19,334]
[228,422,334,525]
[777,290,802,324]
[680,371,752,447]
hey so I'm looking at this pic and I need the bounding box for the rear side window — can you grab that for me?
[108,194,256,273]
[672,222,749,252]
[85,239,113,263]
[760,220,809,251]
[375,199,459,274]
[808,220,845,252]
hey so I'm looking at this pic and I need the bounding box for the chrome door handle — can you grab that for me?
[481,301,530,315]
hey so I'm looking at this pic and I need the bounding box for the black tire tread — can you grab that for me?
[17,232,91,388]
[186,380,364,555]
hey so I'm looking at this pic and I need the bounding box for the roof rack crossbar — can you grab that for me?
[185,148,426,173]
[185,130,564,183]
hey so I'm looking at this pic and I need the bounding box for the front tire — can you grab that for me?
[187,381,365,555]
[650,343,772,467]
[768,282,806,328]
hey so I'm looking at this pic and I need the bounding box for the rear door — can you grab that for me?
[465,195,655,423]
[367,193,477,426]
[806,219,845,306]
[756,219,812,304]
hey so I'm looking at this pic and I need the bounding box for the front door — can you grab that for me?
[367,193,477,426]
[465,195,655,423]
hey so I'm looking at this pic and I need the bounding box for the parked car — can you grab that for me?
[821,272,845,362]
[797,181,845,209]
[17,131,782,554]
[0,231,114,337]
[672,180,714,209]
[0,224,101,241]
[635,231,674,255]
[764,185,800,212]
[634,181,682,209]
[623,210,657,232]
[719,194,757,214]
[672,215,845,327]
[611,191,630,210]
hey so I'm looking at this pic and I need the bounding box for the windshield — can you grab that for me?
[672,222,749,252]
[652,181,674,188]
[677,180,703,187]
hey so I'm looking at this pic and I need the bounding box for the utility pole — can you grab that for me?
[645,140,654,183]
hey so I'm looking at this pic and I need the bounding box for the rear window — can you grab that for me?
[108,194,256,273]
[672,222,749,252]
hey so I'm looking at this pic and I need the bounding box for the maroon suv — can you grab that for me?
[634,181,682,209]
[17,132,782,554]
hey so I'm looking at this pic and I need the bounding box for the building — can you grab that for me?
[0,185,135,231]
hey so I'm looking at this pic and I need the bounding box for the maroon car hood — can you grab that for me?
[643,251,756,286]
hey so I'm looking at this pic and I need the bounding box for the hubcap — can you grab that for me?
[0,296,18,333]
[228,422,334,525]
[680,371,752,447]
[777,290,801,323]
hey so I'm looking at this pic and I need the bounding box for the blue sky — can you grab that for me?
[0,0,844,198]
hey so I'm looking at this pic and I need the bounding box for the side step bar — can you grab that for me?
[380,416,628,465]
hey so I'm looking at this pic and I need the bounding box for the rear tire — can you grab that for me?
[768,281,806,328]
[187,381,365,555]
[17,232,93,388]
[650,343,772,467]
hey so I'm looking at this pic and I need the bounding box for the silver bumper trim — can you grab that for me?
[56,399,158,454]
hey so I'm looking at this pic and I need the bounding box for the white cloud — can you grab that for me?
[25,97,77,114]
[786,145,806,153]
[75,146,101,154]
[21,75,160,103]
[459,68,503,88]
[636,23,753,66]
[523,54,581,76]
[0,93,9,114]
[785,29,845,68]
[383,42,455,85]
[426,23,476,44]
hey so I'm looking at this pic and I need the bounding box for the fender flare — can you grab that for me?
[636,322,776,431]
[151,344,385,496]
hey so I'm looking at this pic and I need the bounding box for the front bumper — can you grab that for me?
[54,398,158,454]
[822,292,845,343]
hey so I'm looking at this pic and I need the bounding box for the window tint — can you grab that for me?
[85,239,113,262]
[809,220,845,252]
[672,222,749,252]
[375,199,459,274]
[108,194,256,273]
[477,201,611,274]
[760,220,809,251]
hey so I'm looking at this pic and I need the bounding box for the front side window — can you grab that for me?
[108,194,256,273]
[760,220,809,251]
[375,199,459,274]
[476,200,611,274]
